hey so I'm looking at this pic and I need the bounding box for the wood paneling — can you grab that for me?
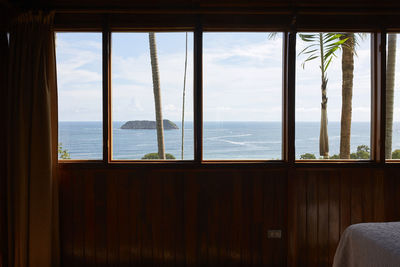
[59,165,400,266]
[384,167,400,221]
[287,167,396,267]
[59,167,287,266]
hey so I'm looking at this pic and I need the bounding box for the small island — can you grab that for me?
[120,119,179,130]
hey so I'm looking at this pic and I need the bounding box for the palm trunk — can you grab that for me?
[339,33,355,159]
[319,33,329,158]
[320,78,329,158]
[149,32,166,160]
[385,34,397,159]
[181,32,188,160]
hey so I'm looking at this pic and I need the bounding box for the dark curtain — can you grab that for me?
[0,30,9,267]
[6,11,60,267]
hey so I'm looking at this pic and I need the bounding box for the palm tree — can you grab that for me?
[339,33,355,159]
[181,32,188,160]
[339,33,367,159]
[299,33,347,158]
[385,34,397,159]
[149,32,166,159]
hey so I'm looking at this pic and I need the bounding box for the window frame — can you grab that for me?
[294,30,375,162]
[55,16,396,166]
[109,30,197,162]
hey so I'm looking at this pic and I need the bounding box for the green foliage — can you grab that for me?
[328,145,370,159]
[300,153,316,159]
[300,145,371,160]
[298,33,348,72]
[142,153,176,160]
[350,145,370,159]
[392,149,400,159]
[58,143,71,159]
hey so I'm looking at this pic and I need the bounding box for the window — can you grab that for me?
[55,29,392,163]
[295,32,371,160]
[203,32,283,160]
[111,32,194,160]
[56,32,103,160]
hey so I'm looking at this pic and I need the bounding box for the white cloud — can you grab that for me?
[296,33,371,122]
[57,32,377,122]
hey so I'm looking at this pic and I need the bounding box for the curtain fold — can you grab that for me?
[6,11,60,267]
[1,30,9,267]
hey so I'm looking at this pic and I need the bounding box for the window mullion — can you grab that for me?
[371,31,386,163]
[103,19,111,163]
[285,31,296,164]
[194,26,203,163]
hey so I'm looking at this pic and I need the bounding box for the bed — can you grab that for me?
[333,222,400,267]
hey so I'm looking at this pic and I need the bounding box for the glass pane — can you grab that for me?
[296,33,371,160]
[112,32,194,160]
[56,32,103,160]
[386,33,400,159]
[203,32,283,160]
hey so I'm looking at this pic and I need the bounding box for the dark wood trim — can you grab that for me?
[373,31,386,163]
[102,18,111,163]
[57,160,392,170]
[370,31,386,164]
[380,31,387,162]
[282,31,288,162]
[293,162,382,169]
[52,8,293,15]
[54,12,400,32]
[194,24,203,163]
[371,32,379,162]
[383,161,400,167]
[50,7,400,16]
[286,31,296,165]
[107,27,112,162]
[58,161,288,170]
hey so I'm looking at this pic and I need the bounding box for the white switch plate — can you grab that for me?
[267,230,282,239]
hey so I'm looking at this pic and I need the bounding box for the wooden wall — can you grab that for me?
[59,165,400,267]
[288,168,386,267]
[59,167,287,266]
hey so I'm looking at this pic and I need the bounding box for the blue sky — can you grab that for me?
[296,33,372,122]
[111,32,194,122]
[56,32,400,122]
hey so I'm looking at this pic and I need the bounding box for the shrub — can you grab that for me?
[392,149,400,159]
[300,153,316,159]
[350,145,370,159]
[142,153,176,160]
[58,143,71,159]
[299,145,371,160]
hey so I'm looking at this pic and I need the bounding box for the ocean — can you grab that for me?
[58,121,400,160]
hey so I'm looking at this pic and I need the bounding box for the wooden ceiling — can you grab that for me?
[2,0,400,30]
[5,0,400,11]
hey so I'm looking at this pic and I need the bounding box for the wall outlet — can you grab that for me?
[267,230,282,239]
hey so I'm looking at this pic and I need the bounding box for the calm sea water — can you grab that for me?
[58,121,400,160]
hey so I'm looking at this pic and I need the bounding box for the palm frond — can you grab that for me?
[298,32,345,72]
[267,32,278,40]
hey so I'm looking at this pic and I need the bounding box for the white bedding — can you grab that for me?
[333,222,400,267]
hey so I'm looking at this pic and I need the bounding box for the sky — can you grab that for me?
[296,33,371,122]
[56,32,400,122]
